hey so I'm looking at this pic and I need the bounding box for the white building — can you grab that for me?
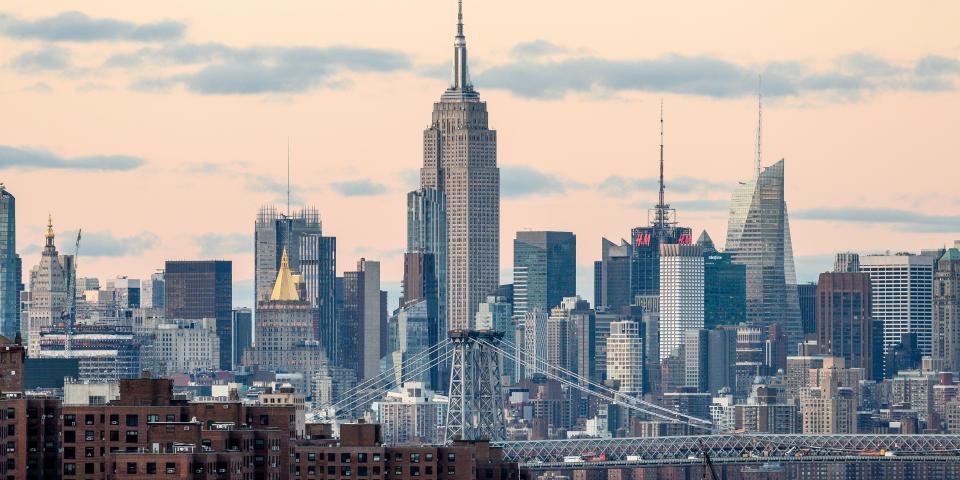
[145,318,220,376]
[374,382,448,445]
[659,244,704,361]
[860,252,938,355]
[606,320,643,396]
[25,217,74,356]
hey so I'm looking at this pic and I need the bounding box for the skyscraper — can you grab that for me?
[630,106,693,300]
[834,252,860,273]
[816,272,874,379]
[140,270,165,309]
[658,244,704,361]
[596,238,632,311]
[860,253,937,356]
[512,231,576,328]
[231,307,253,368]
[420,1,499,331]
[606,320,643,396]
[699,231,746,331]
[0,185,22,339]
[254,206,322,303]
[725,159,803,349]
[164,260,232,370]
[25,216,74,356]
[932,248,960,373]
[299,233,337,362]
[341,259,385,380]
[798,282,817,336]
[407,187,447,340]
[402,252,442,389]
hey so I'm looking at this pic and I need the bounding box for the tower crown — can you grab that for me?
[270,248,300,301]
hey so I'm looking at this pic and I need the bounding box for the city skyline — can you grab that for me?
[2,0,960,308]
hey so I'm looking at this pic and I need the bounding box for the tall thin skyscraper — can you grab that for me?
[420,1,499,331]
[0,185,21,339]
[254,206,322,303]
[596,238,632,311]
[512,231,576,327]
[725,159,803,349]
[933,248,960,373]
[299,233,337,362]
[816,272,874,379]
[164,260,232,370]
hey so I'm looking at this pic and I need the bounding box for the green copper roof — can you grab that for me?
[942,248,960,262]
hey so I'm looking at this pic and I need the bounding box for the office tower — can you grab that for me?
[596,238,632,311]
[25,216,74,356]
[861,252,937,356]
[699,232,746,330]
[402,252,442,388]
[708,327,738,395]
[638,295,661,396]
[684,329,709,392]
[606,320,643,396]
[391,300,432,387]
[420,2,499,331]
[629,106,693,302]
[816,272,875,378]
[658,244,704,360]
[725,159,803,348]
[546,304,577,376]
[254,205,322,302]
[107,277,140,309]
[164,260,232,370]
[140,270,164,309]
[408,187,447,342]
[517,308,547,381]
[798,282,817,336]
[933,248,960,373]
[341,259,384,380]
[566,297,597,386]
[512,231,576,328]
[0,185,21,339]
[231,307,253,368]
[299,233,337,361]
[835,252,860,273]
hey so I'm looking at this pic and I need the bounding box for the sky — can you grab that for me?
[2,0,959,308]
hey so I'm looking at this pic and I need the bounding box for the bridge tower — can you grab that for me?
[445,329,506,442]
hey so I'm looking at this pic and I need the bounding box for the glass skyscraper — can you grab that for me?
[0,185,21,339]
[512,231,576,327]
[299,233,337,362]
[164,260,233,370]
[698,232,746,331]
[407,188,447,340]
[724,159,803,349]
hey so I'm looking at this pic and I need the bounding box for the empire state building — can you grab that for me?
[420,0,499,331]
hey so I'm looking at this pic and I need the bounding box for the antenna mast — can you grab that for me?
[286,137,291,217]
[755,75,762,178]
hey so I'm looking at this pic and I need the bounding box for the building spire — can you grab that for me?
[451,0,471,91]
[286,137,291,217]
[45,214,54,239]
[755,75,763,178]
[658,98,665,213]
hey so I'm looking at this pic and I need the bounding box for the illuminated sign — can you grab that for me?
[634,232,651,247]
[678,233,693,245]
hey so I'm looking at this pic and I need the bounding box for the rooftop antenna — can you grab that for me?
[286,137,291,217]
[755,75,762,178]
[657,98,666,229]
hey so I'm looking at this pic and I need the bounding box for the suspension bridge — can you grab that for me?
[311,329,960,470]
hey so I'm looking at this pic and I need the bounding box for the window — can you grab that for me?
[126,415,138,427]
[259,415,269,425]
[165,463,177,474]
[4,442,12,453]
[64,463,76,475]
[447,465,456,475]
[307,453,316,461]
[254,439,265,450]
[447,453,455,461]
[4,408,13,420]
[373,453,381,462]
[127,463,137,474]
[84,463,94,474]
[341,453,351,463]
[6,425,12,436]
[84,414,95,425]
[64,431,75,443]
[64,447,75,459]
[64,414,76,427]
[110,431,119,442]
[410,466,420,477]
[165,415,175,422]
[425,453,433,462]
[357,452,367,463]
[125,431,138,443]
[147,462,157,474]
[109,415,119,425]
[410,453,420,463]
[85,431,95,442]
[85,447,94,458]
[147,414,160,423]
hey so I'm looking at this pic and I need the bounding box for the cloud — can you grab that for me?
[0,11,184,42]
[669,198,730,212]
[329,179,388,197]
[193,233,250,257]
[597,175,728,197]
[793,207,960,233]
[510,39,570,59]
[915,55,960,76]
[58,230,159,257]
[122,44,411,95]
[475,49,960,100]
[501,164,585,198]
[0,145,145,171]
[9,45,71,71]
[22,82,52,92]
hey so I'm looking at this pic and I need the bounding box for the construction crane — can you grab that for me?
[700,440,719,480]
[70,229,81,324]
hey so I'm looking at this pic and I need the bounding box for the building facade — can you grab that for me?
[606,320,643,396]
[25,216,74,356]
[933,248,960,373]
[816,272,874,379]
[0,185,22,340]
[860,252,937,356]
[658,244,704,361]
[254,206,322,303]
[407,187,447,343]
[512,231,576,332]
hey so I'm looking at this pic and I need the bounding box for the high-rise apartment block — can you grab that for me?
[606,320,643,396]
[420,3,499,331]
[0,185,22,339]
[164,260,232,370]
